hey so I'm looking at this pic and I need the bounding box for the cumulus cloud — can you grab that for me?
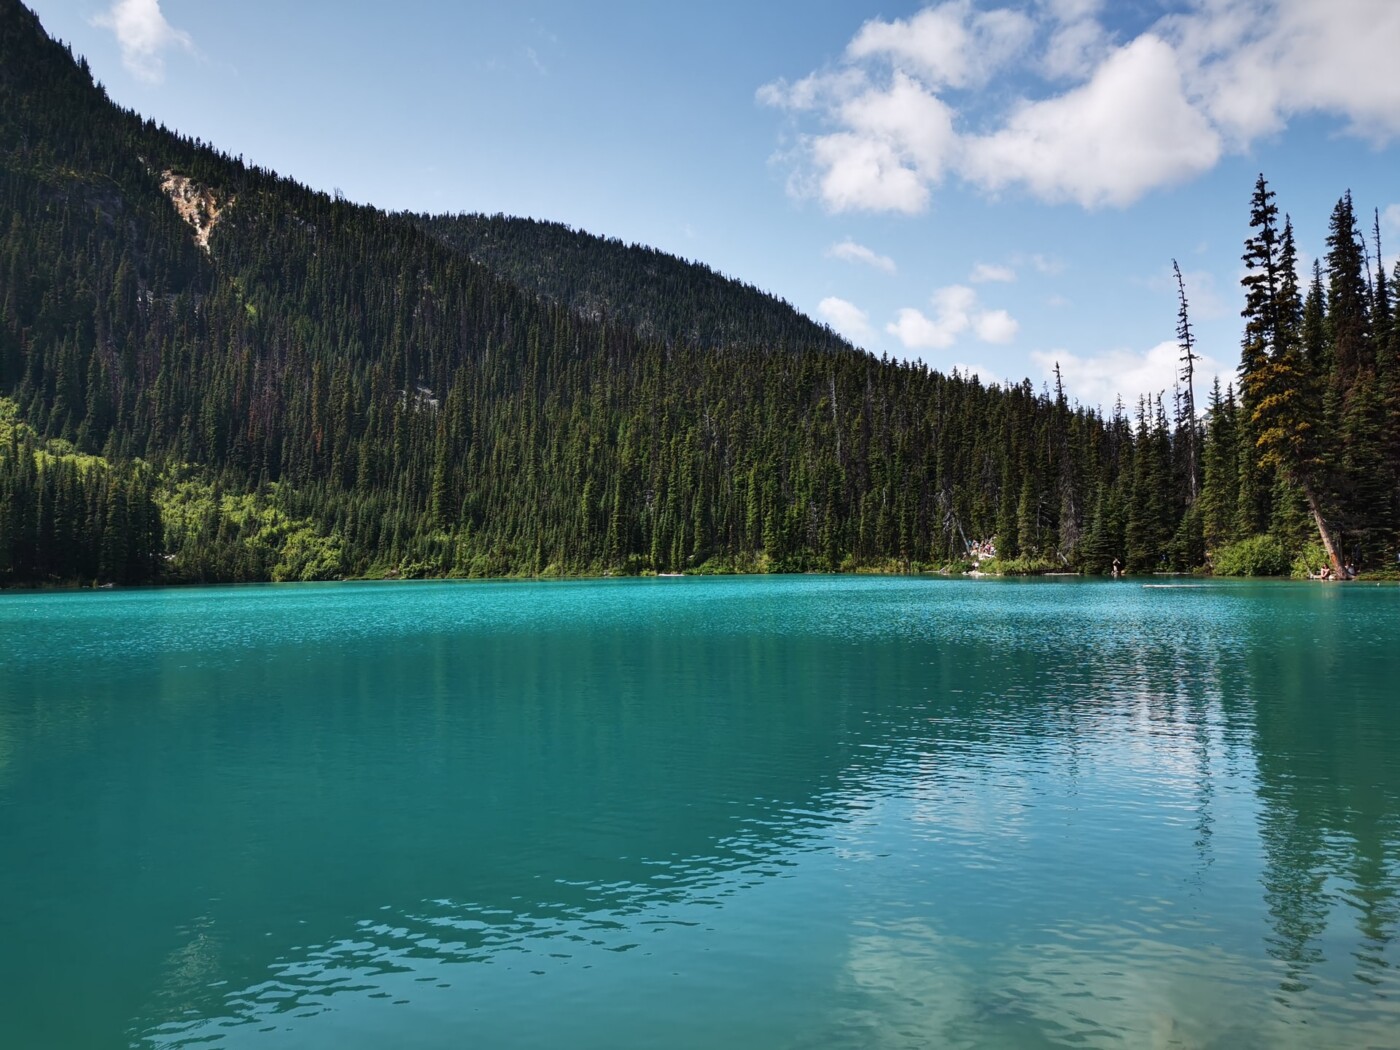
[759,0,1400,213]
[1042,17,1111,81]
[961,35,1221,207]
[802,72,960,213]
[847,2,1035,90]
[1031,340,1228,411]
[970,262,1016,283]
[975,309,1020,343]
[1381,206,1400,272]
[92,0,193,84]
[884,311,948,359]
[818,296,875,344]
[811,132,931,214]
[828,239,897,273]
[1170,0,1400,145]
[887,284,1018,352]
[756,67,867,112]
[1382,204,1400,237]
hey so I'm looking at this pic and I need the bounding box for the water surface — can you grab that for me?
[1,576,1397,1048]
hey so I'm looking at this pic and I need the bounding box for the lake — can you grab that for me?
[1,576,1397,1048]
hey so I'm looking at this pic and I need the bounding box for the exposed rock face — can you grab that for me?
[160,171,231,253]
[399,385,440,413]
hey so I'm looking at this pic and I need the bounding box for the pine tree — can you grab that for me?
[1174,260,1200,504]
[1199,380,1238,555]
[1240,199,1342,573]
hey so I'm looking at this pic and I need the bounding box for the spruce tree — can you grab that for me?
[1240,206,1343,575]
[1174,260,1200,504]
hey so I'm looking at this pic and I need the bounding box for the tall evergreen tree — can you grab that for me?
[1240,202,1343,574]
[1199,380,1238,556]
[1174,260,1200,505]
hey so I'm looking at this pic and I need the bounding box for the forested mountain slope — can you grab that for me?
[1,0,1396,586]
[415,213,851,355]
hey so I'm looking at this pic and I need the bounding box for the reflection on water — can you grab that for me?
[0,577,1397,1048]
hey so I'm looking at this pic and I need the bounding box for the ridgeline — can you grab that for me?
[1,0,1397,586]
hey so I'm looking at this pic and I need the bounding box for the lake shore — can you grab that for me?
[6,563,1397,593]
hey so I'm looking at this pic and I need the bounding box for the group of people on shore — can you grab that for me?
[965,539,1362,580]
[1311,562,1357,580]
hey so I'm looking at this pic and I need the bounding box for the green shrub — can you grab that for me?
[1358,566,1400,581]
[1213,535,1290,577]
[1290,542,1328,579]
[981,556,1058,576]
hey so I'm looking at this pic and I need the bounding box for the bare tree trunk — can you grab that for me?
[1300,480,1344,577]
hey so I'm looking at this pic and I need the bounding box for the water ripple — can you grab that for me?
[0,577,1396,1048]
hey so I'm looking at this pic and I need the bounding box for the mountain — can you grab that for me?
[2,0,1395,586]
[414,213,851,356]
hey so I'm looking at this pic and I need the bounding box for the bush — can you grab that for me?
[981,555,1059,576]
[1290,542,1328,579]
[1212,534,1290,577]
[1359,566,1400,581]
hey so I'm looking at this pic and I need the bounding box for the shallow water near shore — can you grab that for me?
[2,575,1397,1048]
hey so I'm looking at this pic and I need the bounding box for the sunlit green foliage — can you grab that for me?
[1212,535,1290,577]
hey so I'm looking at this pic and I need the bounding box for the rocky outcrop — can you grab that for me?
[160,171,231,253]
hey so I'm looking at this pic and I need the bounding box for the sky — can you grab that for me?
[23,0,1400,412]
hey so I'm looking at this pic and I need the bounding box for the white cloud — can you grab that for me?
[1171,0,1400,145]
[800,71,960,213]
[975,309,1020,343]
[887,284,1018,352]
[811,132,930,214]
[847,6,972,89]
[970,262,1016,283]
[838,72,959,181]
[847,2,1035,90]
[889,305,969,353]
[828,239,897,273]
[92,0,193,84]
[961,35,1221,208]
[1032,340,1228,410]
[760,0,1400,213]
[1042,17,1111,80]
[818,296,875,344]
[1381,205,1400,274]
[755,68,867,112]
[1382,204,1400,237]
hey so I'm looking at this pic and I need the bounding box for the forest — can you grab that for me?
[1,0,1397,586]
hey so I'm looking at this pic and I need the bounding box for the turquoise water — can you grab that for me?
[1,576,1397,1048]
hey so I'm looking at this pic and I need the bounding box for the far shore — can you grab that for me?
[5,565,1396,594]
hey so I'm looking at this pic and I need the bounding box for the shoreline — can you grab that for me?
[5,565,1395,594]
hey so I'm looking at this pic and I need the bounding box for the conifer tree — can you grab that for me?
[1174,260,1200,504]
[1199,380,1238,556]
[1240,198,1342,573]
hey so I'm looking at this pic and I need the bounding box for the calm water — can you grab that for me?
[1,576,1398,1049]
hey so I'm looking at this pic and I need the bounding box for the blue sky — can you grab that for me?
[24,0,1400,411]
